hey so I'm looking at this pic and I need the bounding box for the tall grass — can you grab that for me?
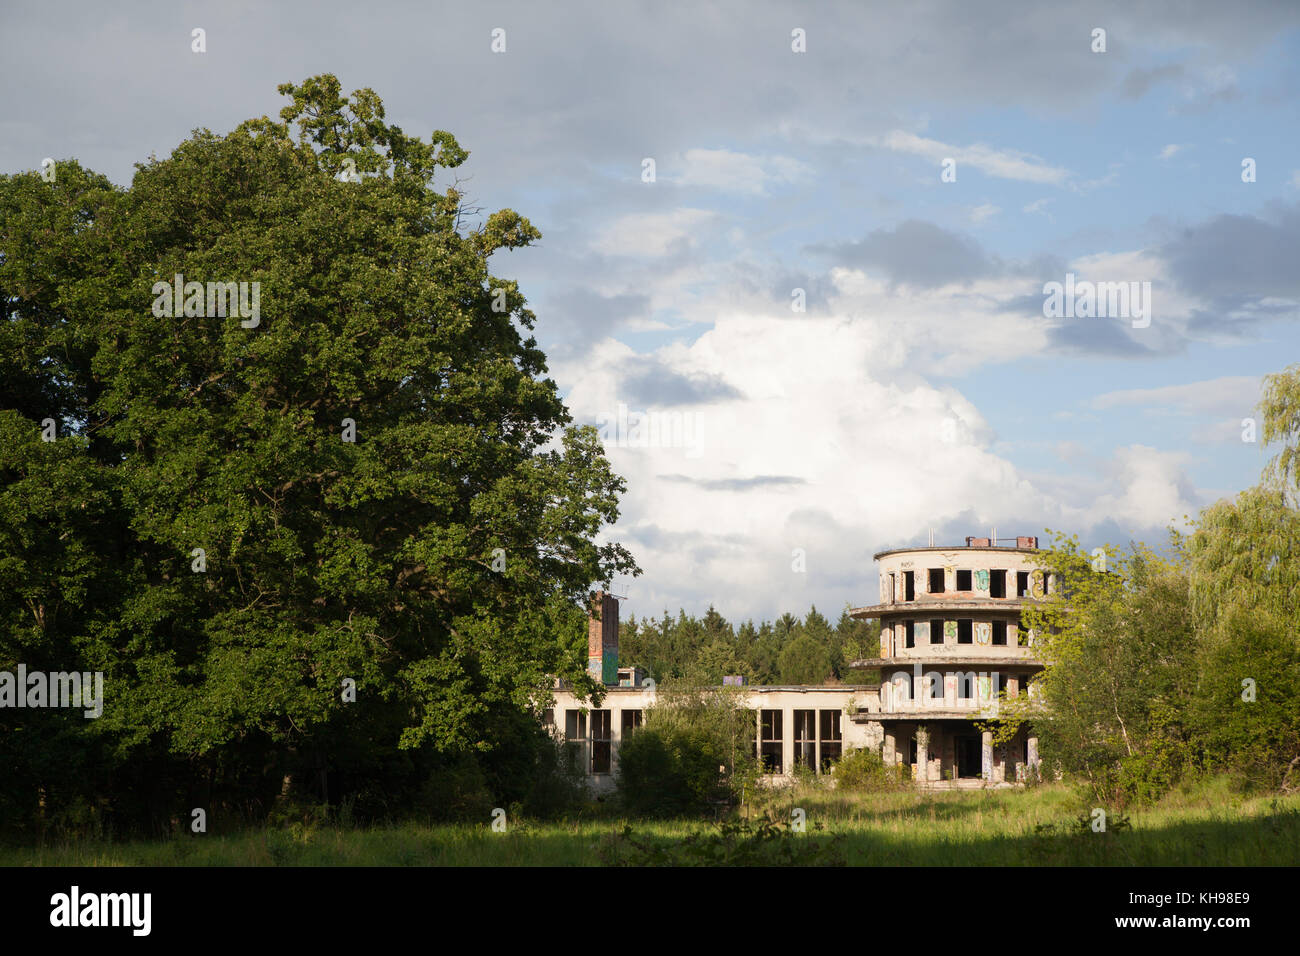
[4,778,1297,866]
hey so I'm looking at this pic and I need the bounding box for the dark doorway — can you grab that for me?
[955,735,982,778]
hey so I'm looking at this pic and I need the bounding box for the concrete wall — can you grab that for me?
[547,685,875,792]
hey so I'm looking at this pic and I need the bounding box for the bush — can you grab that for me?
[615,685,758,816]
[520,735,589,819]
[415,754,495,823]
[832,747,905,792]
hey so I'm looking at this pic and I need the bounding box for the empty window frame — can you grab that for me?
[929,618,944,645]
[621,709,642,735]
[794,710,816,769]
[541,708,554,727]
[958,618,973,644]
[957,672,975,699]
[760,710,783,774]
[992,620,1008,645]
[591,709,612,774]
[989,569,1006,598]
[904,619,915,649]
[903,570,915,601]
[928,672,944,700]
[819,710,842,771]
[928,568,945,593]
[564,709,587,741]
[1016,571,1030,597]
[956,569,972,591]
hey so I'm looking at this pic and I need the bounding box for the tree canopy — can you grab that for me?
[0,74,636,831]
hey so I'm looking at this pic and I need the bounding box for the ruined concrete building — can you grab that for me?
[546,535,1046,790]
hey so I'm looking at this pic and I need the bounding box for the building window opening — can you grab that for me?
[955,735,982,778]
[904,620,915,648]
[928,673,943,700]
[564,709,586,741]
[928,568,945,593]
[794,710,816,768]
[760,710,783,774]
[957,673,975,699]
[621,709,642,736]
[929,618,944,645]
[591,709,612,774]
[1016,571,1030,597]
[958,619,973,644]
[989,569,1006,598]
[903,570,915,601]
[992,620,1008,645]
[819,710,842,771]
[956,569,972,591]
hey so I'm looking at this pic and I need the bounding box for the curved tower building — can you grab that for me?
[847,535,1047,785]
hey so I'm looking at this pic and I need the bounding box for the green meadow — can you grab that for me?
[5,778,1298,867]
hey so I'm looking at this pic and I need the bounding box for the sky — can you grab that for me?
[3,0,1298,624]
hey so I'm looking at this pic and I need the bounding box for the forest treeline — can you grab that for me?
[618,606,881,686]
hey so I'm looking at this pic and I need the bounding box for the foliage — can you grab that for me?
[596,816,845,866]
[0,74,636,835]
[1006,364,1300,806]
[619,602,879,686]
[832,746,908,792]
[1015,533,1196,808]
[613,684,758,816]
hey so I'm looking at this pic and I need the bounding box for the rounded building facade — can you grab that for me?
[848,536,1048,785]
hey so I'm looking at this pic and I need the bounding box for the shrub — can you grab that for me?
[615,684,758,816]
[832,747,906,792]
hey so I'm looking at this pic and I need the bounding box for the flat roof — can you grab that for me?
[873,545,1039,560]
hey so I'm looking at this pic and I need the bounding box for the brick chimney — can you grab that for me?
[587,591,620,684]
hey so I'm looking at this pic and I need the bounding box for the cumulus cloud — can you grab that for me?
[673,148,811,195]
[590,208,716,257]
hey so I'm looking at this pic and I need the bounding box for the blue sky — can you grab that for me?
[3,0,1298,622]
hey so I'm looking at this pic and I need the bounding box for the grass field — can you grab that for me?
[4,777,1298,866]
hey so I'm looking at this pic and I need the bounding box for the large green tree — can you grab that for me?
[0,75,636,830]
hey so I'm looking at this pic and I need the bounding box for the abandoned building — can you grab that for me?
[545,535,1046,790]
[845,536,1047,785]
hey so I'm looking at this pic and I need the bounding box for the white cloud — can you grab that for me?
[1074,445,1198,533]
[673,148,811,195]
[589,208,715,257]
[878,130,1070,185]
[553,294,1203,620]
[970,203,1000,223]
[1159,143,1185,160]
[1091,376,1261,416]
